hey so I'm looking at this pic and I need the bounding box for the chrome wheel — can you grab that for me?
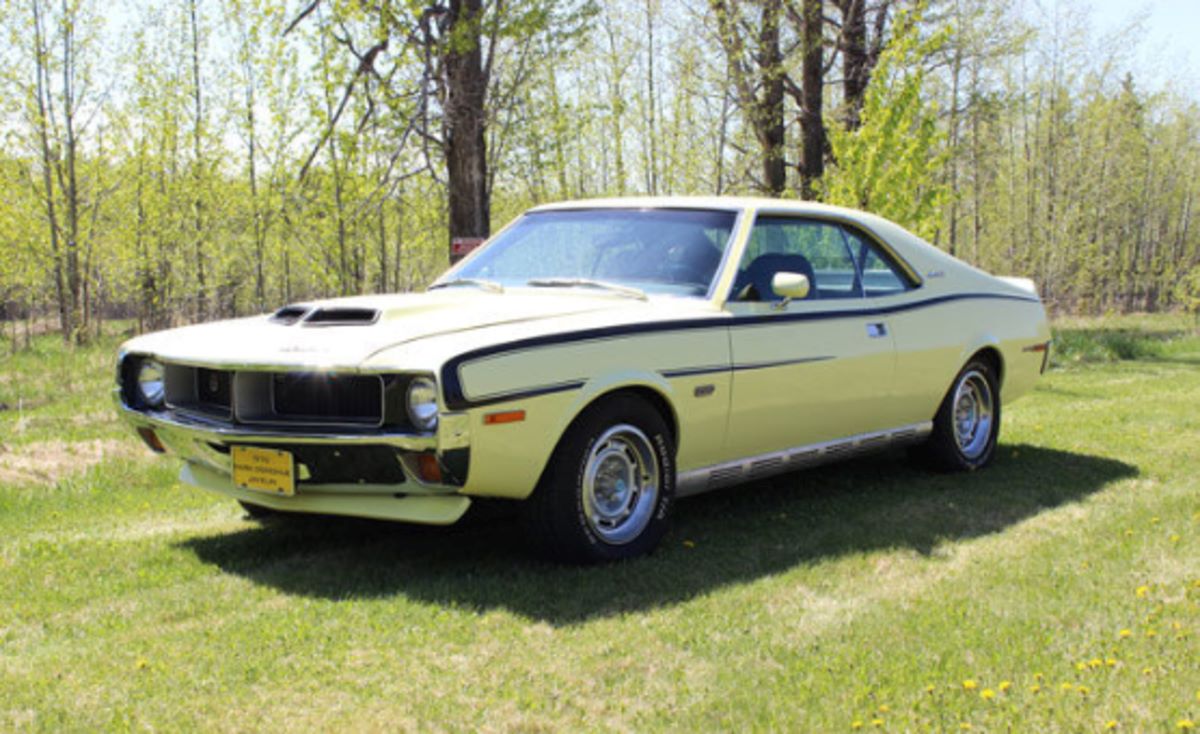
[581,424,660,545]
[952,369,994,460]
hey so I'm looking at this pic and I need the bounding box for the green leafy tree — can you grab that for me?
[824,10,950,240]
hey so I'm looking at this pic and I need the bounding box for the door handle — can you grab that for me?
[866,322,888,338]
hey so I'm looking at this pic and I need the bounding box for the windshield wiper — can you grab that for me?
[525,278,647,300]
[428,277,504,294]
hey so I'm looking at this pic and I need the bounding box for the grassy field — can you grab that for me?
[1,315,1198,732]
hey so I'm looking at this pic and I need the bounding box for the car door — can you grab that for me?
[722,216,898,460]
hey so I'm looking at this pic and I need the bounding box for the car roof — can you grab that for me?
[528,195,870,219]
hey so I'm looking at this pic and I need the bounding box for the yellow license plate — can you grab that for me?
[231,446,295,496]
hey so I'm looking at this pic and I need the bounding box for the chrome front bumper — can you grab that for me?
[114,390,473,525]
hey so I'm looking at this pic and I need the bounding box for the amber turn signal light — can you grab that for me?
[483,410,526,425]
[417,453,443,483]
[136,427,167,454]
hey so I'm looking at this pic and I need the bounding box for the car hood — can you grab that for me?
[121,289,713,371]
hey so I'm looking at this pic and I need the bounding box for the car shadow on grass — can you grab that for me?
[179,443,1136,625]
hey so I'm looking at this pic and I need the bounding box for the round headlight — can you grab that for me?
[406,377,439,431]
[137,359,165,407]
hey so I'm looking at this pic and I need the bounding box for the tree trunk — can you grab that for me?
[188,0,208,322]
[443,0,490,264]
[799,0,825,199]
[30,0,70,342]
[759,0,786,195]
[839,0,868,130]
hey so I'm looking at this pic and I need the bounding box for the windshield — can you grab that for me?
[449,208,738,297]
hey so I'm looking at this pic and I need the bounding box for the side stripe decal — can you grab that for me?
[441,292,1038,410]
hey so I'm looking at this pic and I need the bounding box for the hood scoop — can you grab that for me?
[302,307,380,326]
[269,305,381,326]
[270,305,311,325]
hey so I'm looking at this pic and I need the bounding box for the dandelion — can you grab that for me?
[1105,721,1118,730]
[1089,658,1103,669]
[924,685,936,694]
[852,721,863,730]
[135,658,148,670]
[1060,682,1074,693]
[959,724,972,731]
[980,689,995,701]
[1119,629,1133,639]
[1077,685,1090,696]
[1193,579,1200,589]
[1033,672,1044,681]
[1125,529,1134,537]
[1171,534,1181,543]
[962,680,977,691]
[1029,684,1042,694]
[878,705,890,714]
[1142,667,1153,676]
[1136,585,1150,598]
[998,681,1011,692]
[1105,658,1117,667]
[1146,629,1158,638]
[1075,662,1087,672]
[1151,516,1161,524]
[872,718,884,728]
[1178,721,1195,731]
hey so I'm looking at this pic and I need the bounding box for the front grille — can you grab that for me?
[147,362,413,431]
[271,373,382,425]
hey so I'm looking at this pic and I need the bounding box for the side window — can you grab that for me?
[842,227,914,297]
[734,217,862,301]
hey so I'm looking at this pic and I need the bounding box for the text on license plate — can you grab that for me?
[231,446,295,496]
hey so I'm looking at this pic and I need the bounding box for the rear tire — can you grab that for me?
[521,394,675,563]
[919,358,1001,472]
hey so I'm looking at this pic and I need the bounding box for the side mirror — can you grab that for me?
[771,272,810,307]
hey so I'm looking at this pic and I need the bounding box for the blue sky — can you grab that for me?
[1086,0,1199,92]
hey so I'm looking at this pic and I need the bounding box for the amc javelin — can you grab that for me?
[115,197,1051,562]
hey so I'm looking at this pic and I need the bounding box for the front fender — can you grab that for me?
[458,370,680,500]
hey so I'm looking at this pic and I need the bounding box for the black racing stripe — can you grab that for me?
[457,379,587,410]
[440,292,1038,409]
[660,356,835,379]
[659,365,729,378]
[732,356,835,372]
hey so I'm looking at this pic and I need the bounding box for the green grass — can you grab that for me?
[2,316,1198,732]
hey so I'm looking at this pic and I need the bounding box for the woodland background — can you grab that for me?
[2,0,1198,347]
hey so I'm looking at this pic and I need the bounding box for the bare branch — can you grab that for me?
[284,0,322,36]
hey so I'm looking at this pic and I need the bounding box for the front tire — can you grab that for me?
[921,358,1001,471]
[522,394,675,563]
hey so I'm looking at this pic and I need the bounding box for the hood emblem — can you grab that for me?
[279,345,327,353]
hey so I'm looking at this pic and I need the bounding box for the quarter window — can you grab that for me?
[841,228,914,297]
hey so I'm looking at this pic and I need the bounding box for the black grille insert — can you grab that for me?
[271,373,383,425]
[195,368,232,412]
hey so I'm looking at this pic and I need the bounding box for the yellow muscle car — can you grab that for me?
[115,197,1051,562]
